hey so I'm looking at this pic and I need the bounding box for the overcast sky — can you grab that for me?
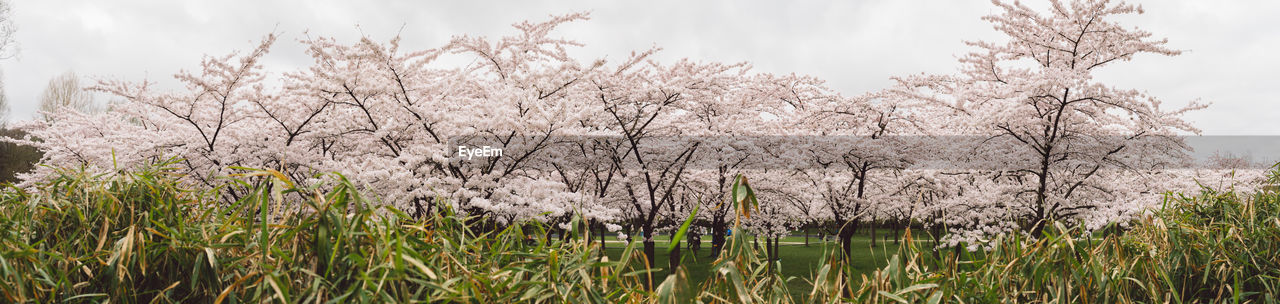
[2,0,1277,135]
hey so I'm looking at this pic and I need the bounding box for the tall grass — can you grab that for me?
[0,162,664,303]
[0,162,793,303]
[821,167,1280,303]
[2,162,1277,303]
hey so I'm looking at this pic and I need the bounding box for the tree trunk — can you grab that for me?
[1032,144,1052,236]
[411,197,425,220]
[642,223,656,270]
[598,223,607,258]
[804,228,810,247]
[767,237,774,260]
[893,221,901,244]
[628,224,636,245]
[770,237,781,261]
[768,237,778,261]
[869,222,877,248]
[837,223,858,299]
[838,221,857,260]
[669,237,682,272]
[710,219,726,257]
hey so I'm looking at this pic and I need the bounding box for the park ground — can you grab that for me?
[599,231,921,299]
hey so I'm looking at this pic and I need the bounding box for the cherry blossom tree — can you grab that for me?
[793,82,944,256]
[6,1,1248,269]
[589,54,748,268]
[745,185,806,261]
[888,0,1206,238]
[678,73,831,257]
[10,14,606,219]
[277,13,606,225]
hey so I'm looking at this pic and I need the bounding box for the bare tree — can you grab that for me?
[0,71,8,127]
[38,71,96,120]
[0,0,15,59]
[0,0,17,126]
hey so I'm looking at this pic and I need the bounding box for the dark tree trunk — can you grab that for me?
[869,222,877,248]
[640,237,655,289]
[627,224,635,244]
[933,224,946,260]
[773,237,781,261]
[766,238,773,260]
[411,197,424,220]
[838,221,857,260]
[765,237,774,261]
[642,223,656,270]
[1031,142,1053,236]
[772,237,783,261]
[893,221,902,244]
[709,219,726,257]
[804,228,810,247]
[669,237,682,272]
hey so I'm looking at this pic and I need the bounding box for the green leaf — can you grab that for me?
[656,266,695,303]
[896,283,938,295]
[878,290,909,303]
[402,253,438,280]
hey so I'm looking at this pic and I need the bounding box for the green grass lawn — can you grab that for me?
[600,233,916,300]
